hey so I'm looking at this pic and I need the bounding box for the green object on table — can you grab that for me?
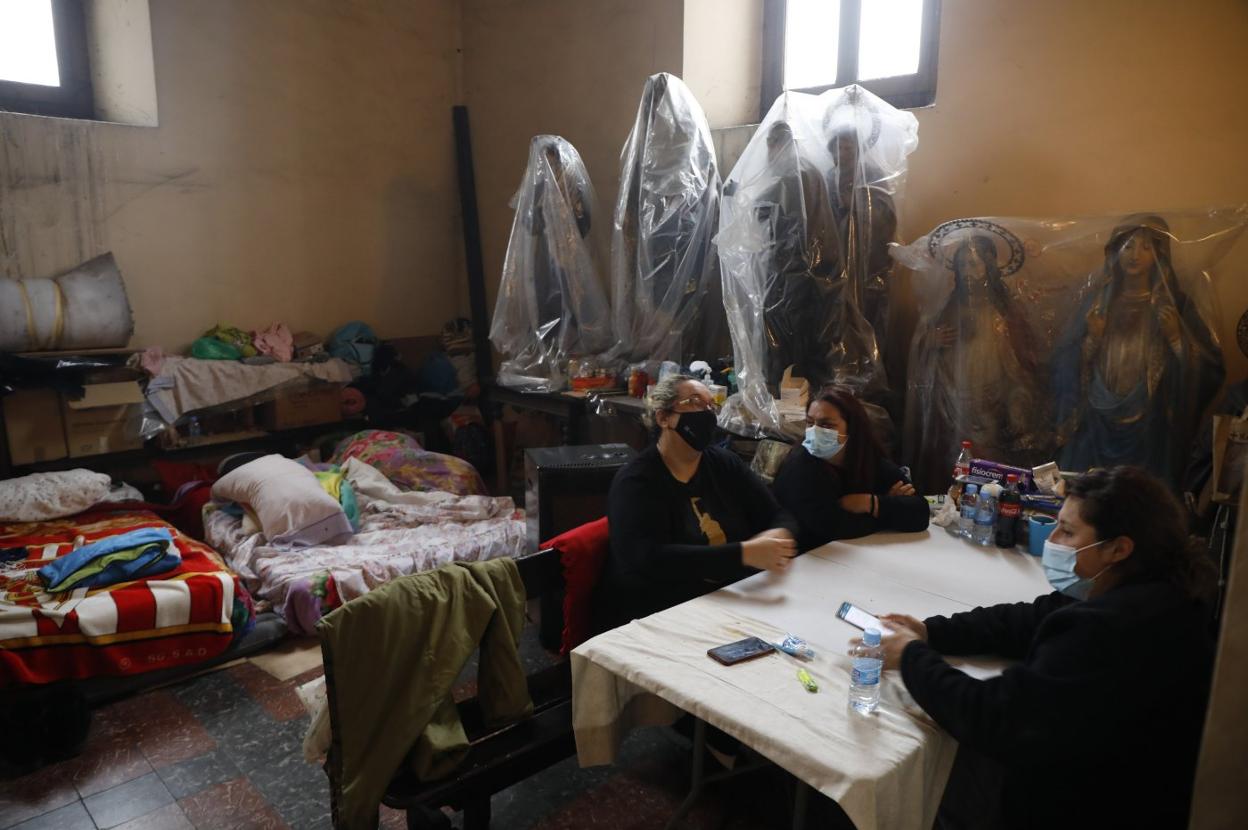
[797,667,818,693]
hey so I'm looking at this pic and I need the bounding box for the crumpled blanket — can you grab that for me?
[144,355,351,423]
[203,458,525,634]
[342,457,510,523]
[0,470,112,522]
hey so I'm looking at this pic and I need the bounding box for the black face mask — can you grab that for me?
[673,409,718,452]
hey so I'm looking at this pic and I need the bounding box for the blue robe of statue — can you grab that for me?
[1052,215,1224,485]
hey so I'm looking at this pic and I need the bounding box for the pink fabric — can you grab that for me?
[140,346,166,376]
[253,323,294,362]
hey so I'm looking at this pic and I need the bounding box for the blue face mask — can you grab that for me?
[1042,538,1107,599]
[803,426,845,460]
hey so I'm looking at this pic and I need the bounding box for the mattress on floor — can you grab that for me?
[0,508,247,687]
[204,495,527,635]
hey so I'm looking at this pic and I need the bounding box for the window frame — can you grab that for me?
[760,0,942,119]
[0,0,94,120]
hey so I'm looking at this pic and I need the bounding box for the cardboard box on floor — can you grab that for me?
[259,383,343,431]
[63,380,147,457]
[3,388,68,465]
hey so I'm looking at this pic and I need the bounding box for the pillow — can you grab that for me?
[544,517,610,655]
[211,454,351,547]
[0,470,112,522]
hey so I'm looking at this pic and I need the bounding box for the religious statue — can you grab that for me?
[904,220,1047,491]
[611,73,723,364]
[1053,214,1224,484]
[489,135,612,391]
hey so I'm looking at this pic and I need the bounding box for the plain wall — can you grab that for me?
[682,0,1248,383]
[0,0,464,349]
[683,0,764,129]
[460,0,684,319]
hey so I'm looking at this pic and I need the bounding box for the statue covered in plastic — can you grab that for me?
[1053,213,1234,485]
[822,86,919,347]
[898,219,1049,492]
[717,90,886,436]
[489,136,613,391]
[611,73,724,365]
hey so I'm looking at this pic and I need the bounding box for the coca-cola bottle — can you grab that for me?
[953,440,972,483]
[995,473,1022,548]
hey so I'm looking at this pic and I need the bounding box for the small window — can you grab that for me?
[761,0,940,117]
[0,0,93,119]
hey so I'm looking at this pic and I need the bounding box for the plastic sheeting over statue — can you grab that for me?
[717,86,916,436]
[1053,212,1240,485]
[896,208,1245,492]
[490,136,613,391]
[611,73,724,365]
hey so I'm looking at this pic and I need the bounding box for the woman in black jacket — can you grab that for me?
[595,375,798,631]
[772,384,929,551]
[880,466,1216,830]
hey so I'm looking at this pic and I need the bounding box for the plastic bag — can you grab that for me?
[716,87,915,436]
[490,136,613,392]
[204,324,257,358]
[894,207,1246,491]
[191,337,241,360]
[328,321,378,376]
[610,73,723,365]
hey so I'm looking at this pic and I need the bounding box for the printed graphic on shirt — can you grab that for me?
[689,497,727,546]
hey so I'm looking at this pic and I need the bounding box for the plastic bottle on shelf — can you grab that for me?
[848,628,884,714]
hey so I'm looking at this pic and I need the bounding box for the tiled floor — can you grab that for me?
[0,629,850,830]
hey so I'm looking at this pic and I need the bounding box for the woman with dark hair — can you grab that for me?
[595,375,799,632]
[1053,215,1224,485]
[772,384,929,551]
[879,466,1216,829]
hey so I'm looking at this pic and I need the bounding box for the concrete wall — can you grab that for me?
[682,0,1248,383]
[460,0,684,319]
[0,0,464,349]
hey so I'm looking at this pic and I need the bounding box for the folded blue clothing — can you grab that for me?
[38,527,180,592]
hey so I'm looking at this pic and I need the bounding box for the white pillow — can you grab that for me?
[211,454,351,547]
[0,469,113,522]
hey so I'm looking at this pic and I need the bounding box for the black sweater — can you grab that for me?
[901,581,1213,830]
[595,445,797,630]
[771,446,930,551]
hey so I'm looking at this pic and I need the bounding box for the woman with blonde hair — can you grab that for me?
[595,375,798,631]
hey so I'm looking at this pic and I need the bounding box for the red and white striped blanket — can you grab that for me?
[0,509,242,686]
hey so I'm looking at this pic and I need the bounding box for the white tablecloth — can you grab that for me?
[571,529,1052,830]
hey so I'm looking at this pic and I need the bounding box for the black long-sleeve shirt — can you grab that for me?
[771,446,930,551]
[595,445,797,630]
[900,581,1213,830]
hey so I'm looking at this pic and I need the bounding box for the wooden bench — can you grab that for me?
[381,546,574,830]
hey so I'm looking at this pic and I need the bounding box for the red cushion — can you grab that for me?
[543,517,609,655]
[152,459,219,494]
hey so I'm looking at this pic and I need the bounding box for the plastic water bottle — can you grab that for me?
[973,484,998,546]
[959,483,979,539]
[849,628,884,714]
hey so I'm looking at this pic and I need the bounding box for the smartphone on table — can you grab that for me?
[707,636,775,666]
[837,601,891,634]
